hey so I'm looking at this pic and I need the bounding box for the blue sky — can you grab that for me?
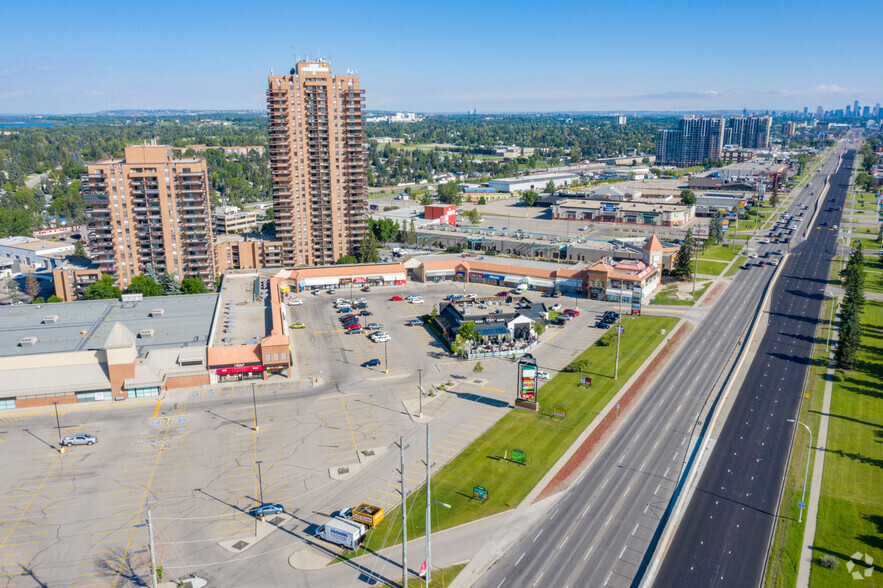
[1,0,880,114]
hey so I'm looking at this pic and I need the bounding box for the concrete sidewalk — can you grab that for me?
[796,306,837,587]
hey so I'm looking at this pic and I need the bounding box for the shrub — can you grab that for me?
[473,361,483,373]
[832,370,846,382]
[819,555,839,569]
[563,358,591,373]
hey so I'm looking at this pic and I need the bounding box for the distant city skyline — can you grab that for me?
[1,0,881,115]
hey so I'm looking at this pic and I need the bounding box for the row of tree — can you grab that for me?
[834,247,865,370]
[82,271,209,300]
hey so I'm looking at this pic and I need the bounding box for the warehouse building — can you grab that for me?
[550,199,694,226]
[488,172,580,193]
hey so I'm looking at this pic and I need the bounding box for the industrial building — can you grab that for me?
[487,172,580,193]
[267,60,368,266]
[81,143,216,289]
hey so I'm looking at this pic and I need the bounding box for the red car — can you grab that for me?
[345,322,362,329]
[496,291,510,297]
[562,309,579,317]
[390,295,404,301]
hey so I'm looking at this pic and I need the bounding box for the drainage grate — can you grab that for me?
[231,540,248,551]
[270,516,284,525]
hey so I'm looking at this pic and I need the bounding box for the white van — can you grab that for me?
[317,517,366,550]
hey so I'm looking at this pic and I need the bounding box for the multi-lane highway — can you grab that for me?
[652,150,854,587]
[474,147,846,588]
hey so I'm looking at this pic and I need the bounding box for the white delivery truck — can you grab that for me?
[317,517,366,550]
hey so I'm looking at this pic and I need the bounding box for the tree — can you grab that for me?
[5,277,22,304]
[126,275,162,297]
[473,361,484,373]
[419,193,433,205]
[82,275,121,300]
[437,182,462,205]
[478,196,487,205]
[359,231,380,263]
[159,271,182,295]
[708,211,725,244]
[32,296,45,304]
[457,321,479,342]
[181,276,209,294]
[464,208,481,224]
[337,255,358,265]
[47,295,63,303]
[407,219,417,245]
[73,240,88,260]
[520,190,540,206]
[673,228,695,280]
[430,304,438,319]
[543,180,556,194]
[680,189,697,205]
[25,272,40,299]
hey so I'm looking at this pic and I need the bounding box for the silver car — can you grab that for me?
[61,434,97,446]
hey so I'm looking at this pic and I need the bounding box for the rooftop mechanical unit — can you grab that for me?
[42,315,59,324]
[139,329,155,338]
[151,308,165,317]
[18,336,38,347]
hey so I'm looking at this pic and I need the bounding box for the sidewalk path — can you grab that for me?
[796,302,837,587]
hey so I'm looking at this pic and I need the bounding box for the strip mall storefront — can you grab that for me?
[215,363,263,382]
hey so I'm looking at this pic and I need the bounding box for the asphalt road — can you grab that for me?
[474,148,845,588]
[652,149,855,587]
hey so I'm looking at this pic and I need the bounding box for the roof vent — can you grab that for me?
[42,315,59,324]
[151,308,165,317]
[139,329,155,338]
[18,336,38,347]
[121,293,143,303]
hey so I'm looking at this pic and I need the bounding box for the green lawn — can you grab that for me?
[384,563,467,587]
[724,259,745,277]
[697,244,739,262]
[809,300,883,587]
[650,281,711,305]
[862,255,883,295]
[765,298,832,588]
[338,315,679,561]
[669,165,704,177]
[696,259,729,276]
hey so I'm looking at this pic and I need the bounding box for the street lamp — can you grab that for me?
[786,419,812,523]
[417,368,424,418]
[825,290,836,352]
[53,402,62,444]
[384,340,389,375]
[251,382,259,432]
[425,500,451,586]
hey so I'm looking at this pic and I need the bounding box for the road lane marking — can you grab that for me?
[0,453,62,553]
[515,553,525,566]
[533,529,543,542]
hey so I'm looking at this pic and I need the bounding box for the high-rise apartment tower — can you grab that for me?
[82,144,216,289]
[267,60,367,267]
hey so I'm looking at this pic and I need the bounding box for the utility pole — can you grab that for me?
[614,292,623,379]
[147,510,158,588]
[692,237,699,294]
[251,382,259,432]
[417,369,424,418]
[425,423,431,587]
[400,437,408,588]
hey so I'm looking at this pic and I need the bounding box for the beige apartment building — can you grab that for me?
[82,144,216,289]
[213,209,260,235]
[267,60,368,266]
[214,237,284,272]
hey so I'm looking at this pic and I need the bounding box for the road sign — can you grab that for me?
[473,486,488,501]
[553,406,566,419]
[580,376,592,387]
[798,500,806,509]
[511,449,526,464]
[615,326,625,334]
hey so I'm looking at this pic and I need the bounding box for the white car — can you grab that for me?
[549,303,562,312]
[750,252,759,259]
[578,226,588,231]
[410,298,424,304]
[371,333,391,343]
[537,371,550,380]
[288,299,303,306]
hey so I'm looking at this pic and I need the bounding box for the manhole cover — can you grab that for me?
[231,540,248,551]
[270,516,284,525]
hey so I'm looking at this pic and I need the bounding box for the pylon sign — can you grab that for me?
[515,357,539,411]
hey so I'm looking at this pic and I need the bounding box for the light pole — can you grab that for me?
[256,460,264,505]
[614,287,624,379]
[692,237,699,294]
[825,290,836,352]
[53,402,62,443]
[417,368,424,418]
[425,500,451,586]
[384,340,389,375]
[786,419,812,523]
[251,382,259,432]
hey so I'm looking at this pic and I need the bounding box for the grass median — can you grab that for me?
[696,259,729,276]
[337,314,679,562]
[650,281,711,306]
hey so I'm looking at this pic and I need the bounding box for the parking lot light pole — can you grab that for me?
[418,369,423,418]
[251,383,259,432]
[385,340,389,375]
[825,290,836,352]
[786,419,812,523]
[256,460,264,505]
[53,402,62,443]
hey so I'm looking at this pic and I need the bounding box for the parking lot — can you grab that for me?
[0,278,640,585]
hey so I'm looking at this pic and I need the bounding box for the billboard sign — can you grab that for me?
[603,203,617,213]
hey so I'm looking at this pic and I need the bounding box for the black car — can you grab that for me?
[359,310,373,316]
[348,326,364,334]
[552,317,567,326]
[595,321,611,329]
[354,302,368,309]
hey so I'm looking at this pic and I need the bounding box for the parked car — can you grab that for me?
[595,321,611,329]
[249,503,284,518]
[558,313,574,321]
[562,309,579,317]
[61,434,97,447]
[361,286,371,292]
[552,317,567,326]
[362,359,382,367]
[288,299,303,306]
[537,371,550,380]
[496,291,510,297]
[407,319,424,326]
[348,326,364,334]
[367,323,382,330]
[410,298,424,304]
[338,307,352,313]
[549,303,562,312]
[391,296,404,301]
[345,322,362,330]
[291,322,306,329]
[359,310,373,316]
[372,334,390,343]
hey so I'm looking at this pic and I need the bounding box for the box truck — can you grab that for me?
[317,517,366,550]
